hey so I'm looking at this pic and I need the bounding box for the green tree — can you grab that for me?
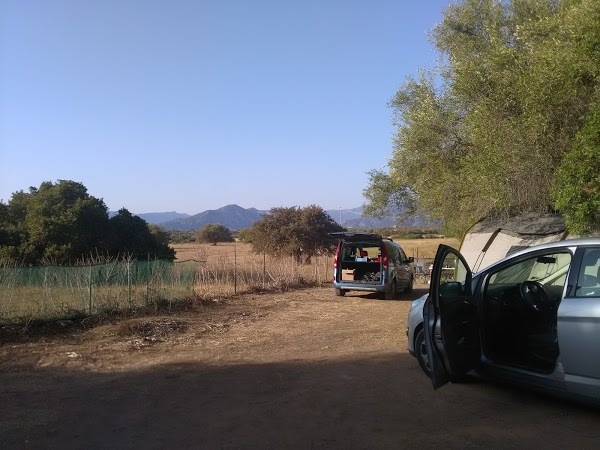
[0,180,176,263]
[237,228,254,243]
[108,209,175,260]
[365,0,600,236]
[25,181,110,262]
[250,206,345,262]
[0,190,35,261]
[0,181,110,263]
[552,105,600,235]
[149,224,171,247]
[168,230,196,244]
[195,224,234,245]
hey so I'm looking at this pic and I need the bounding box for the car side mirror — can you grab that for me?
[407,257,414,263]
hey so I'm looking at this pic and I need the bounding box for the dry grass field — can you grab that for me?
[171,237,461,264]
[0,238,459,321]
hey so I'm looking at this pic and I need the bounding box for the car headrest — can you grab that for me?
[582,249,600,268]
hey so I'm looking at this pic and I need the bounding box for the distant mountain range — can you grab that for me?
[136,211,190,223]
[111,204,431,230]
[159,204,264,231]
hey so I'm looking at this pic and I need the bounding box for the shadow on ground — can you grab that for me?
[343,286,429,303]
[2,352,598,448]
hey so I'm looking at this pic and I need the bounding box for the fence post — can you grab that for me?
[146,254,150,306]
[88,264,93,314]
[234,244,237,295]
[262,252,266,289]
[127,259,132,309]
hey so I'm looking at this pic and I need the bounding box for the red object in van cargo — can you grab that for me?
[381,245,389,270]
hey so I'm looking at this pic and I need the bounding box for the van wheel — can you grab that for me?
[384,281,397,300]
[335,288,346,297]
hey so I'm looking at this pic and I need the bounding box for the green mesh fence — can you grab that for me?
[0,260,197,320]
[0,253,333,321]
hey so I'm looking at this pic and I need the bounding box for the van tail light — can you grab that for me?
[333,242,341,281]
[381,245,389,270]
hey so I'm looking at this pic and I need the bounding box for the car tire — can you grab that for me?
[384,281,397,300]
[415,328,431,377]
[334,288,346,297]
[404,276,414,294]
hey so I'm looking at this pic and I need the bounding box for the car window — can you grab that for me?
[576,248,600,297]
[488,252,571,286]
[437,251,467,286]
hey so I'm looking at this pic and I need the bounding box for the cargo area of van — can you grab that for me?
[337,244,383,285]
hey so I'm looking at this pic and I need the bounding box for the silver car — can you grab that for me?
[408,238,600,407]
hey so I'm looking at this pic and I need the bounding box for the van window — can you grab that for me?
[386,243,400,264]
[399,248,407,262]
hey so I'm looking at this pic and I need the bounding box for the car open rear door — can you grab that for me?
[423,245,480,389]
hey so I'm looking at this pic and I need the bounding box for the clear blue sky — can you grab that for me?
[1,0,447,214]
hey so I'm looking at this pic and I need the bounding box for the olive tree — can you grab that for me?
[365,0,600,236]
[250,205,345,262]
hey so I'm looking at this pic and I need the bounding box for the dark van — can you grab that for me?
[330,232,414,299]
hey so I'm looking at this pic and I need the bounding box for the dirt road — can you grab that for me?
[1,285,598,448]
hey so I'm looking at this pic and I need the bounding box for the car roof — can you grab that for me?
[329,232,383,242]
[474,237,600,274]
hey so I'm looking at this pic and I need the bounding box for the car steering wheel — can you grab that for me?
[520,280,552,312]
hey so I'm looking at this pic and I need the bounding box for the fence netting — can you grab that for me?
[0,254,331,321]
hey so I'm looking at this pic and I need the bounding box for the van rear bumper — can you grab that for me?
[332,281,386,293]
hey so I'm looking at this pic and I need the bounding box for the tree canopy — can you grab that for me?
[364,0,599,236]
[0,180,174,264]
[250,206,345,262]
[108,209,175,260]
[195,223,234,245]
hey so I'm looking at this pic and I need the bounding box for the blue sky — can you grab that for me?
[1,0,447,214]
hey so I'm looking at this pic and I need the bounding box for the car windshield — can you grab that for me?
[489,252,571,286]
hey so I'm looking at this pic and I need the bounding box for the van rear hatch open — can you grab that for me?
[330,232,386,285]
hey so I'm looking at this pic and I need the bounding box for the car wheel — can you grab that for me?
[404,276,414,293]
[334,288,346,297]
[384,281,397,300]
[415,328,431,377]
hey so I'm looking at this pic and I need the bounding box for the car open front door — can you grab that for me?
[423,245,480,389]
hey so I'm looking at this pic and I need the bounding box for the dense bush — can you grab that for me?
[0,180,174,264]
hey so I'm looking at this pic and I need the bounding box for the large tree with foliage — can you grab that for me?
[0,180,109,263]
[0,180,175,263]
[365,0,599,236]
[108,209,175,260]
[195,223,234,245]
[250,205,345,262]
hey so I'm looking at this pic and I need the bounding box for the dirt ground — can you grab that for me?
[1,284,599,449]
